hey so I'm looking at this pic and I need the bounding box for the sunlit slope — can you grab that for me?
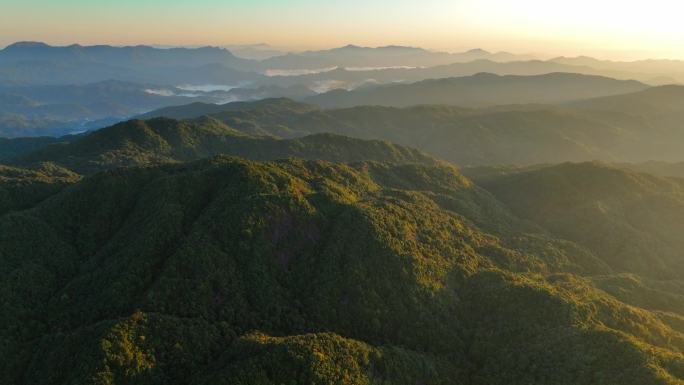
[2,157,684,384]
[140,87,684,165]
[11,116,437,174]
[466,162,684,279]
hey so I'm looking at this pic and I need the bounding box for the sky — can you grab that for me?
[1,0,683,60]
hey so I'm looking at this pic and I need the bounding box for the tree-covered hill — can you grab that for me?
[5,114,684,384]
[10,117,437,174]
[145,101,626,164]
[464,162,684,279]
[0,162,80,215]
[4,156,684,384]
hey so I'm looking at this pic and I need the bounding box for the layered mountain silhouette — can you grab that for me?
[305,72,648,108]
[138,86,684,165]
[0,81,320,137]
[0,81,204,137]
[3,41,683,140]
[551,56,684,83]
[0,42,261,86]
[262,58,671,92]
[260,44,536,70]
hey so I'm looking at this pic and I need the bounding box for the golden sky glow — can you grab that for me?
[1,0,683,60]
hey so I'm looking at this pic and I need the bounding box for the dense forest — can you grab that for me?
[1,116,684,384]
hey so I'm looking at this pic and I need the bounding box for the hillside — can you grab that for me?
[571,85,684,113]
[141,86,684,165]
[305,72,648,108]
[140,99,659,165]
[0,162,80,215]
[4,155,684,384]
[465,162,684,279]
[10,116,438,174]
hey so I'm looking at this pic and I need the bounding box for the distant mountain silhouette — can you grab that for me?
[0,42,263,86]
[271,58,588,82]
[224,43,286,60]
[305,72,648,108]
[261,44,536,70]
[0,41,256,69]
[551,56,684,84]
[0,81,320,137]
[139,97,318,120]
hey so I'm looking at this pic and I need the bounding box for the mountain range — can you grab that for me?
[259,45,537,70]
[3,41,684,140]
[135,84,684,165]
[0,42,535,87]
[0,81,319,137]
[305,72,648,108]
[0,42,260,86]
[3,114,684,383]
[10,117,437,174]
[0,71,654,138]
[5,40,684,384]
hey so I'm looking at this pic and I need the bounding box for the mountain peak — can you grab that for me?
[466,48,491,55]
[339,44,363,50]
[471,72,499,78]
[3,41,51,50]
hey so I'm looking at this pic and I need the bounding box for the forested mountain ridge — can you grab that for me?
[4,155,684,384]
[465,162,684,279]
[0,115,440,221]
[4,106,684,384]
[141,89,684,165]
[0,162,80,215]
[8,116,437,174]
